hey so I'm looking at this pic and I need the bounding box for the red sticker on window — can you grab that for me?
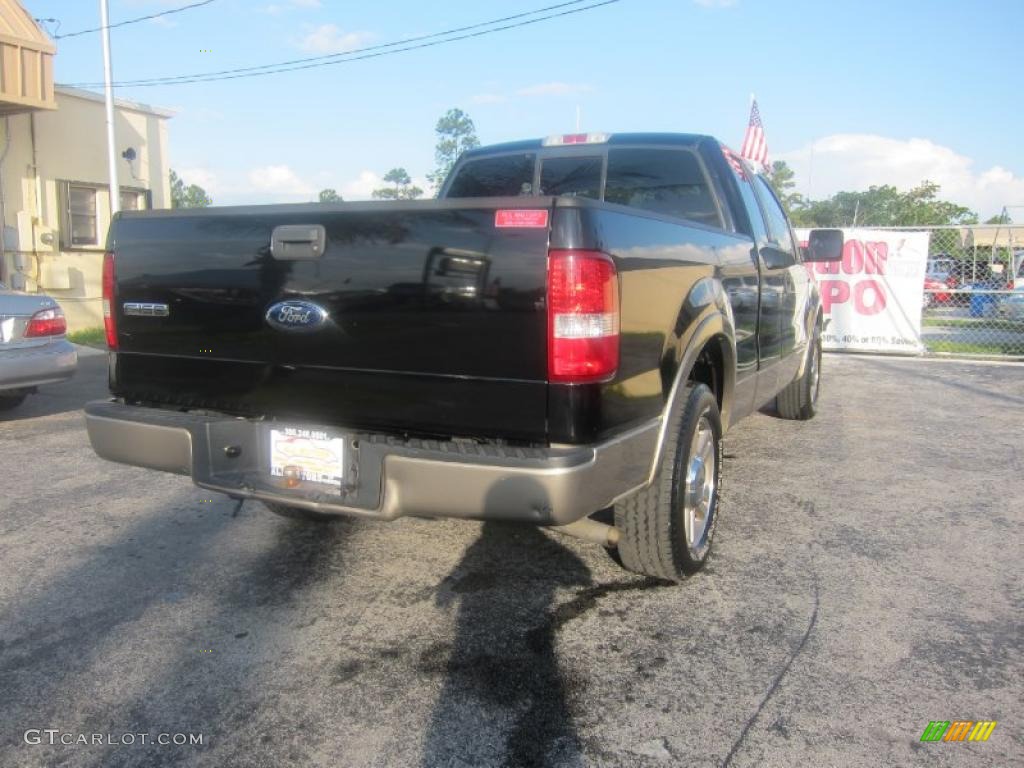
[495,209,549,228]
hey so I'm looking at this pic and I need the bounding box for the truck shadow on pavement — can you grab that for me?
[421,520,592,768]
[0,496,356,768]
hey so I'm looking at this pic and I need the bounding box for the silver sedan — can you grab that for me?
[0,282,77,411]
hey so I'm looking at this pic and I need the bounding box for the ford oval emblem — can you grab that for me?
[265,300,329,332]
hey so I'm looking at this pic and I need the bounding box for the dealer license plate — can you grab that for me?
[269,427,345,487]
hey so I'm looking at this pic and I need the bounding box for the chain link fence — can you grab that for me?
[887,225,1024,359]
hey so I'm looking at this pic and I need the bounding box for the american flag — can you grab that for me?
[740,99,769,169]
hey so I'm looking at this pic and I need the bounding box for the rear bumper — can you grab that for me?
[0,340,77,391]
[84,400,659,525]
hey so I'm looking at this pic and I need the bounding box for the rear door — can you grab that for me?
[727,165,784,400]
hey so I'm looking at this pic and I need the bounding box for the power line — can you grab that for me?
[52,0,216,40]
[58,0,622,89]
[68,0,590,87]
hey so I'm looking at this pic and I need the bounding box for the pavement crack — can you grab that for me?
[721,572,820,768]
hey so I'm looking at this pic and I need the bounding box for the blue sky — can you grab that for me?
[24,0,1024,215]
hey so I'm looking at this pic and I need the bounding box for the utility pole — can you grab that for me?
[99,0,119,215]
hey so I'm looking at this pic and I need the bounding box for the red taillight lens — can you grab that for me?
[24,306,67,337]
[547,249,619,383]
[102,251,117,349]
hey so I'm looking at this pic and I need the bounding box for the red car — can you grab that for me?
[923,275,951,307]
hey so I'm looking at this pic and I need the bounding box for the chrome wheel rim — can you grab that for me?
[683,413,716,552]
[809,340,821,405]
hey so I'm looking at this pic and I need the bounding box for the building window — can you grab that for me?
[69,185,98,246]
[120,187,151,211]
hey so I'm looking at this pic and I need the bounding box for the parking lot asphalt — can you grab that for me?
[1,352,1021,768]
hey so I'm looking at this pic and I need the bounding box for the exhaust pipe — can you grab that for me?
[552,517,620,548]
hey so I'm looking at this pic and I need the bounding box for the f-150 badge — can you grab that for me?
[265,300,329,332]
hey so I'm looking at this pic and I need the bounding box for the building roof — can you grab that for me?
[960,226,1024,249]
[55,85,175,119]
[0,0,56,115]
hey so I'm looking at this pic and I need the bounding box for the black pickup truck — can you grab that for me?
[85,132,842,582]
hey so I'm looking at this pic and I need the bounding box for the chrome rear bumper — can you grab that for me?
[84,400,659,525]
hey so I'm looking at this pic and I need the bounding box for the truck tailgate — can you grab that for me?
[110,200,552,441]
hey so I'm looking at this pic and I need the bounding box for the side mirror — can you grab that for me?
[803,229,844,262]
[798,230,847,264]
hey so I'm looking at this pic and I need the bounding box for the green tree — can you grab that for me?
[318,188,343,203]
[789,181,977,228]
[765,160,804,215]
[427,108,480,192]
[169,169,211,208]
[372,168,424,200]
[985,211,1011,224]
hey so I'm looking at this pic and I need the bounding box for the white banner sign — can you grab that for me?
[796,228,930,353]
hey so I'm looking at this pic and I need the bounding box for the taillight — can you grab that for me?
[24,306,67,337]
[547,249,619,383]
[102,251,117,349]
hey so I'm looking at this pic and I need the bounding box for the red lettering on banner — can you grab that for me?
[844,240,865,274]
[854,280,886,315]
[864,242,888,274]
[820,280,850,313]
[811,240,890,276]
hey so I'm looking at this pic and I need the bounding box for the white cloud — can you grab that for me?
[777,134,1024,219]
[340,171,383,200]
[177,167,219,192]
[297,24,371,54]
[247,165,314,196]
[516,82,594,97]
[148,16,177,28]
[339,170,430,201]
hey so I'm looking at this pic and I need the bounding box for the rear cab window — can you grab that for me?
[446,143,728,231]
[605,148,723,228]
[539,155,602,199]
[445,153,535,197]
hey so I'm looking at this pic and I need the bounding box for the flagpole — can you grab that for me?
[100,0,120,216]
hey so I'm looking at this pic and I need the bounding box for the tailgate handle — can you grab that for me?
[270,224,326,260]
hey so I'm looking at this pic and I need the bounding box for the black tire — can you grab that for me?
[777,327,822,421]
[612,383,723,582]
[0,392,29,411]
[263,501,342,523]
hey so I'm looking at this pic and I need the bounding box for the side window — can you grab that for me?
[730,165,769,244]
[446,154,535,197]
[539,155,602,199]
[605,148,723,228]
[752,176,796,256]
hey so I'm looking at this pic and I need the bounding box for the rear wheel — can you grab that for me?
[263,502,343,523]
[0,392,29,411]
[612,383,723,582]
[777,327,821,421]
